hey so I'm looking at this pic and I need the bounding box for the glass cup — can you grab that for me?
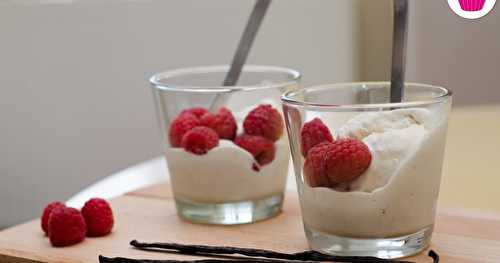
[281,82,452,258]
[150,65,300,225]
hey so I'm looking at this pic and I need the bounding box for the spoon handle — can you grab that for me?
[224,0,271,87]
[210,0,271,111]
[390,0,409,103]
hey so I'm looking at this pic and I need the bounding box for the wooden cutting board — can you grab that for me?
[1,183,500,263]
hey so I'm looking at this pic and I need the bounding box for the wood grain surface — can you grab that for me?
[1,183,500,263]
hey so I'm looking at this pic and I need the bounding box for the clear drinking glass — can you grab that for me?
[150,65,300,225]
[281,82,452,258]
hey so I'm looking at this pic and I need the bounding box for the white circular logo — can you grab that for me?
[448,0,496,19]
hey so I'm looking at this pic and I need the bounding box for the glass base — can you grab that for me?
[175,194,283,225]
[304,224,433,259]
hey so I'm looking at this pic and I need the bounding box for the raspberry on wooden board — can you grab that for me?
[47,207,86,247]
[41,201,65,235]
[81,198,114,237]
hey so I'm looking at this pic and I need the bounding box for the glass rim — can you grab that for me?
[149,65,301,93]
[281,82,452,110]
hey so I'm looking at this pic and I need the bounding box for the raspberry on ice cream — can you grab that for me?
[201,107,237,140]
[304,139,371,188]
[41,201,65,235]
[243,104,284,142]
[81,198,114,237]
[180,107,209,119]
[169,113,201,147]
[303,142,334,188]
[181,126,219,155]
[48,207,86,247]
[234,134,276,166]
[324,139,372,184]
[300,118,334,157]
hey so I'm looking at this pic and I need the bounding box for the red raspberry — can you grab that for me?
[41,201,65,235]
[200,107,237,140]
[303,139,371,188]
[243,104,284,142]
[181,126,219,155]
[300,118,334,157]
[325,139,371,184]
[169,113,201,147]
[180,107,209,119]
[303,142,334,188]
[81,198,114,237]
[48,207,86,247]
[234,134,275,166]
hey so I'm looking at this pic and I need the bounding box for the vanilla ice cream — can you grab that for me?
[302,107,449,238]
[336,108,430,192]
[167,139,289,203]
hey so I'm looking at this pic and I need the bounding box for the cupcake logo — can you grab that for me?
[459,0,486,11]
[448,0,496,19]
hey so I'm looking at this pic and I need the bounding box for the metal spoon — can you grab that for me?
[209,0,271,111]
[390,0,409,103]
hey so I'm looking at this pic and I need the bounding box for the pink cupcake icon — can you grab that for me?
[458,0,486,11]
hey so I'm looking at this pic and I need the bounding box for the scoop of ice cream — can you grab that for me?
[337,108,431,193]
[338,108,430,140]
[347,125,426,192]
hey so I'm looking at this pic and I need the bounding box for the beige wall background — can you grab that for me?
[361,0,500,105]
[410,1,500,105]
[1,0,499,228]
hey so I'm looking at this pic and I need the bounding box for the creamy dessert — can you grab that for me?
[168,139,289,203]
[166,104,289,204]
[300,108,448,238]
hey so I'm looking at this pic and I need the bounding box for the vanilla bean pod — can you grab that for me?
[130,240,413,263]
[99,255,299,263]
[428,250,439,263]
